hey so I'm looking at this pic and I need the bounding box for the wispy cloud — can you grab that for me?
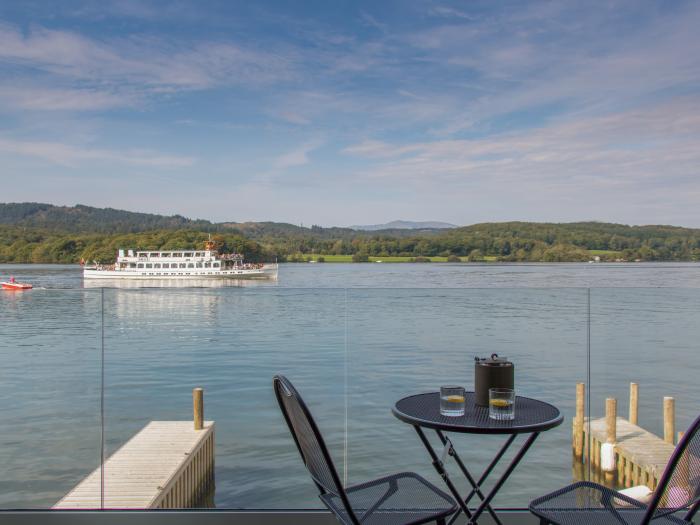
[273,140,323,170]
[340,98,700,226]
[403,2,700,134]
[0,137,195,168]
[270,110,312,126]
[0,85,135,111]
[427,6,475,21]
[359,11,387,33]
[343,98,700,190]
[0,22,297,91]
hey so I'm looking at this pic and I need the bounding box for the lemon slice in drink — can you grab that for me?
[446,395,465,403]
[489,399,511,408]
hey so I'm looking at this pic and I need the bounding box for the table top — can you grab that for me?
[392,391,563,434]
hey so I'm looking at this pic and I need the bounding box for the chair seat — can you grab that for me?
[530,481,689,525]
[320,471,456,525]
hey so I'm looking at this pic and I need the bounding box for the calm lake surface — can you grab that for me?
[1,262,700,509]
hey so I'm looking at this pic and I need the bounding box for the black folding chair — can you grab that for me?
[530,414,700,525]
[273,375,457,525]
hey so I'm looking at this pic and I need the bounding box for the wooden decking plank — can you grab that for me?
[585,416,675,477]
[53,421,214,509]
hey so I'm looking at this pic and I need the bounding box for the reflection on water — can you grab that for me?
[1,262,700,289]
[83,278,274,289]
[107,288,222,325]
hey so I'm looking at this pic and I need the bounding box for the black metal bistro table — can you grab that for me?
[393,391,563,525]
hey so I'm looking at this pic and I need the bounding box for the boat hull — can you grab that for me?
[2,282,33,290]
[83,264,278,280]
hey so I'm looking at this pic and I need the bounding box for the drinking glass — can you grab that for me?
[440,386,465,417]
[489,388,515,420]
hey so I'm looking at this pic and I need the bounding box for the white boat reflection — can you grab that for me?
[83,277,277,289]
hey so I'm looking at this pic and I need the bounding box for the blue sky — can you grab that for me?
[0,1,699,226]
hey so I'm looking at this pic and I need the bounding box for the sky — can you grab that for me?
[0,0,699,227]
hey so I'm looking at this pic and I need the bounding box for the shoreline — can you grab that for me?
[2,260,700,267]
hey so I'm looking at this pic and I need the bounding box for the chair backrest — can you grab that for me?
[273,375,358,522]
[643,414,700,523]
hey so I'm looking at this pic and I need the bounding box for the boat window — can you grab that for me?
[146,263,152,269]
[129,263,136,268]
[204,262,211,268]
[179,263,186,268]
[150,253,159,257]
[138,252,146,257]
[213,262,220,268]
[154,263,161,268]
[173,253,182,257]
[137,263,144,268]
[195,252,203,257]
[196,263,202,268]
[162,263,169,268]
[187,263,194,268]
[184,252,193,257]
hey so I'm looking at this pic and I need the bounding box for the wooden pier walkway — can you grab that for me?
[584,416,674,489]
[572,383,679,490]
[54,388,215,509]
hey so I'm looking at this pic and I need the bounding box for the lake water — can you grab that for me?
[1,263,700,509]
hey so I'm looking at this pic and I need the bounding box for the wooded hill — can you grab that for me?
[0,203,426,237]
[0,202,215,233]
[1,203,699,263]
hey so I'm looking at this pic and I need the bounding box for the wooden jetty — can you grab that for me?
[572,382,677,490]
[54,388,214,509]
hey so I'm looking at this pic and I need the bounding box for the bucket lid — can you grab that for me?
[474,353,512,366]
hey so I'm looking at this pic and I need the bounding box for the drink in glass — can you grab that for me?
[489,388,515,420]
[440,386,466,417]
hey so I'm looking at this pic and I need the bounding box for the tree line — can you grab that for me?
[1,220,699,264]
[0,227,272,264]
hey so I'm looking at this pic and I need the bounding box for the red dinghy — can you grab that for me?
[1,277,32,290]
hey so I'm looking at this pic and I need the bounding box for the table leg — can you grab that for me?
[413,425,474,522]
[467,432,540,525]
[436,430,511,525]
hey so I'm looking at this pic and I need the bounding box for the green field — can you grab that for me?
[290,254,499,263]
[291,251,625,262]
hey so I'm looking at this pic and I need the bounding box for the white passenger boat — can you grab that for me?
[83,240,278,280]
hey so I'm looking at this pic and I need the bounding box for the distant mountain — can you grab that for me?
[349,220,458,231]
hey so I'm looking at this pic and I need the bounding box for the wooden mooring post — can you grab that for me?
[193,387,204,430]
[573,382,585,459]
[573,382,678,491]
[54,388,215,509]
[664,397,675,445]
[602,398,617,482]
[629,383,638,425]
